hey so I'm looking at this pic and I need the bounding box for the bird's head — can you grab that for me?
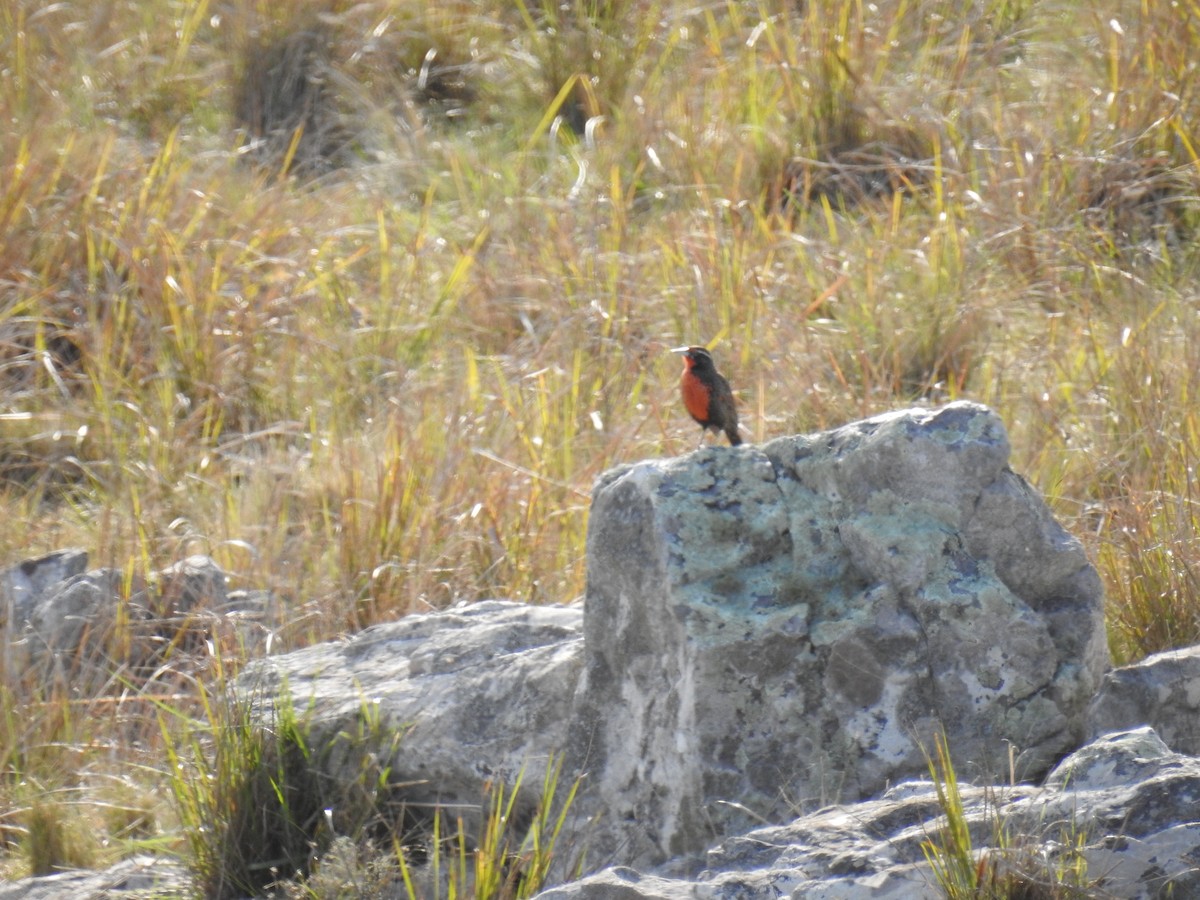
[671,345,715,372]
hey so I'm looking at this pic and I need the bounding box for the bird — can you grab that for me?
[672,345,742,446]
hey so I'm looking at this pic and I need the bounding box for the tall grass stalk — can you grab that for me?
[921,732,1093,899]
[393,756,583,900]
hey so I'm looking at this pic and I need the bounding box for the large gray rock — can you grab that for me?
[1087,644,1200,755]
[569,401,1107,865]
[539,727,1200,900]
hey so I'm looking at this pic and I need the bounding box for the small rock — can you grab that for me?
[1087,645,1200,755]
[0,548,88,628]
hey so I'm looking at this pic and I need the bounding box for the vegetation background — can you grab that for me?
[1,0,1198,891]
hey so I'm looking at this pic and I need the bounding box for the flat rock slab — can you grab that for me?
[240,599,584,813]
[0,855,189,900]
[539,728,1200,900]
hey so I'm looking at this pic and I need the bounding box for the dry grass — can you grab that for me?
[2,0,1200,888]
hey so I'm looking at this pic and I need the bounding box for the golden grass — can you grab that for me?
[2,0,1199,886]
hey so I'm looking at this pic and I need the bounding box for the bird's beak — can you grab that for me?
[669,346,690,354]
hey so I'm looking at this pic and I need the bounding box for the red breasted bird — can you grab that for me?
[672,346,742,446]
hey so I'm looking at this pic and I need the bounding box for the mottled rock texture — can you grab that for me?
[540,728,1200,900]
[570,401,1108,864]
